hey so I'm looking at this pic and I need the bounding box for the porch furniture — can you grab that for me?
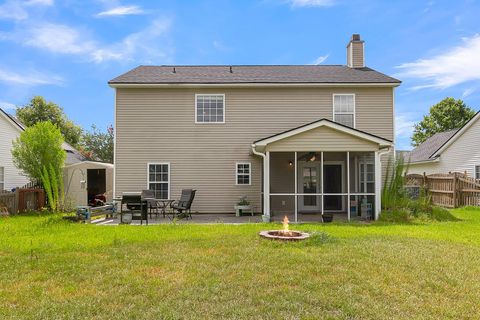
[157,199,174,216]
[169,189,196,220]
[76,204,115,223]
[120,193,148,225]
[234,204,254,217]
[141,190,165,218]
[361,199,373,220]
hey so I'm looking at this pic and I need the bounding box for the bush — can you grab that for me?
[379,208,412,223]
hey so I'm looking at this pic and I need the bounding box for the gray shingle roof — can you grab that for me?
[407,129,459,163]
[109,65,401,84]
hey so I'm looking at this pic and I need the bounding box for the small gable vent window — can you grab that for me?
[196,94,225,123]
[333,94,355,128]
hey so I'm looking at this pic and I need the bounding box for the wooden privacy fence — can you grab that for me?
[405,172,480,208]
[0,188,45,214]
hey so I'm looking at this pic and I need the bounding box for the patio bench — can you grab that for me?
[76,204,115,223]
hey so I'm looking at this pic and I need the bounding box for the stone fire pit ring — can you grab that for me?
[259,230,310,241]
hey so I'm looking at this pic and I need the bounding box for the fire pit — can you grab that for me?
[259,216,310,241]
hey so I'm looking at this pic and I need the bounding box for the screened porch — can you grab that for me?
[268,151,379,222]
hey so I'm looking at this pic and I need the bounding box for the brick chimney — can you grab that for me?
[347,34,365,68]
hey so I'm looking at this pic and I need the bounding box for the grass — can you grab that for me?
[1,208,480,319]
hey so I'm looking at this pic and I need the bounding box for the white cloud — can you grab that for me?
[395,113,417,150]
[23,23,97,55]
[289,0,336,7]
[0,0,53,21]
[311,54,329,65]
[92,18,172,63]
[396,34,480,89]
[462,87,475,98]
[96,5,144,17]
[396,115,415,138]
[0,67,63,86]
[0,101,16,110]
[6,18,172,64]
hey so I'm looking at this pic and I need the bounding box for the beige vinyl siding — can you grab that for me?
[407,117,480,177]
[265,126,378,152]
[115,86,394,213]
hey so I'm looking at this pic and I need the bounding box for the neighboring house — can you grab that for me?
[109,34,401,221]
[405,112,480,178]
[0,108,112,206]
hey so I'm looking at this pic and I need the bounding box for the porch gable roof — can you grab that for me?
[253,118,392,148]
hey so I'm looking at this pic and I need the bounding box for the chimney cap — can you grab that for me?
[351,34,361,41]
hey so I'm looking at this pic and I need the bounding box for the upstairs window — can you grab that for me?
[333,94,355,128]
[196,94,225,123]
[236,162,251,185]
[476,165,480,180]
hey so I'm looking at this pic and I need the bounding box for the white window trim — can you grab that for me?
[475,164,480,180]
[332,93,356,128]
[146,162,171,199]
[235,162,251,186]
[194,93,226,124]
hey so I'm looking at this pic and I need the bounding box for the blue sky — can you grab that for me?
[0,0,479,150]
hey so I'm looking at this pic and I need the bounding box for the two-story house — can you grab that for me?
[109,34,401,222]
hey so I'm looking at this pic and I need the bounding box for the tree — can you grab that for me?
[80,125,114,163]
[411,97,476,146]
[11,121,66,182]
[11,121,66,211]
[16,96,82,147]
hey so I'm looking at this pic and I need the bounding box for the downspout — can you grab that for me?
[375,146,391,220]
[251,144,269,219]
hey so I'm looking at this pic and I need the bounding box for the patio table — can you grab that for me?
[143,198,174,216]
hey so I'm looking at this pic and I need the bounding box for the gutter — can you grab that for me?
[108,82,401,89]
[408,158,440,165]
[251,144,265,159]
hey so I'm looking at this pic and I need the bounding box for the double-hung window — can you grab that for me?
[333,94,355,128]
[475,165,480,180]
[236,162,251,185]
[147,163,170,199]
[0,167,4,190]
[196,94,225,123]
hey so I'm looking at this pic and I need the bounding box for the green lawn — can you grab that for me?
[1,208,480,319]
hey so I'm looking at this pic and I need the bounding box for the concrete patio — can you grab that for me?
[92,212,348,225]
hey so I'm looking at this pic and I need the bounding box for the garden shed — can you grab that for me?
[63,161,114,207]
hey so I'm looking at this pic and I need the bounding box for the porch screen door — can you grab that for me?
[298,162,321,211]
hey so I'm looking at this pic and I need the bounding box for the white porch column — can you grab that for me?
[294,151,298,222]
[264,151,270,217]
[321,151,324,217]
[374,151,381,220]
[347,151,350,221]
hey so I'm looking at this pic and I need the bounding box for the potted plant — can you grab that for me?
[322,213,333,223]
[234,196,252,217]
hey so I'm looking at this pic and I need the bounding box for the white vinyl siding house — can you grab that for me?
[407,112,480,178]
[0,109,30,190]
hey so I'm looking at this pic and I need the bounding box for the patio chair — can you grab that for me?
[121,193,148,225]
[170,189,196,220]
[141,189,164,218]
